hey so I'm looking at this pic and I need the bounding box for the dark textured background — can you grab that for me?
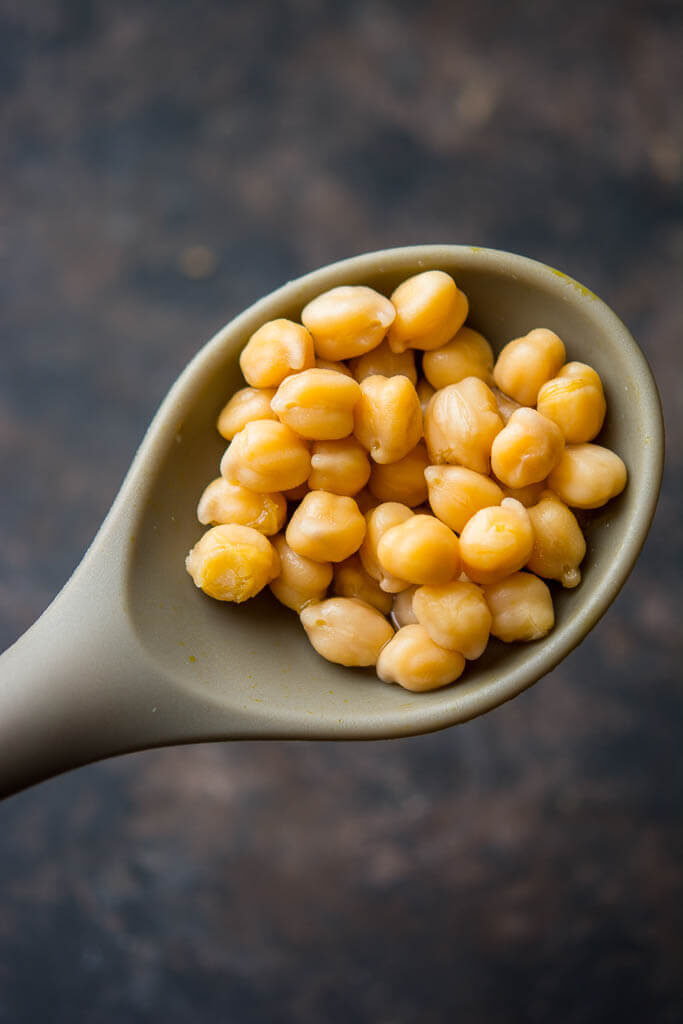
[1,1,681,1021]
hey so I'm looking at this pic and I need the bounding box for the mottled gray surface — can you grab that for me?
[0,0,681,1021]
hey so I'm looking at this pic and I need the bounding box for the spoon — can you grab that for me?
[0,245,664,798]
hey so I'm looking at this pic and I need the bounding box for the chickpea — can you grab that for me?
[390,586,419,629]
[493,328,566,406]
[354,374,423,465]
[547,443,627,509]
[217,387,277,440]
[537,361,606,443]
[388,271,468,353]
[315,357,354,377]
[186,524,280,603]
[459,497,534,585]
[483,572,555,642]
[308,437,371,495]
[269,534,333,612]
[495,478,547,508]
[422,326,494,389]
[490,386,520,424]
[526,490,586,588]
[239,319,315,388]
[490,407,564,488]
[348,338,417,385]
[368,442,429,507]
[333,555,393,614]
[424,376,503,474]
[286,490,366,563]
[377,514,461,586]
[301,285,396,361]
[425,465,503,534]
[359,502,414,593]
[417,377,436,414]
[300,597,394,667]
[270,368,360,441]
[220,420,311,493]
[377,624,465,691]
[197,478,287,535]
[413,580,491,659]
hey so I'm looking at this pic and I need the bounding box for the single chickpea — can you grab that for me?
[315,357,354,377]
[490,407,564,488]
[377,514,461,586]
[413,580,492,659]
[424,376,503,475]
[333,555,393,614]
[390,586,419,629]
[388,270,468,353]
[493,328,566,406]
[417,377,436,414]
[308,437,371,495]
[422,326,494,389]
[269,534,333,612]
[490,386,520,424]
[185,524,280,603]
[286,490,366,563]
[547,444,627,509]
[354,374,423,464]
[220,419,311,493]
[197,478,287,535]
[217,387,277,440]
[348,338,417,384]
[483,572,555,642]
[239,319,315,388]
[359,502,414,593]
[526,490,586,588]
[301,285,396,361]
[425,465,504,534]
[459,497,534,585]
[377,624,465,691]
[368,442,429,507]
[495,478,547,507]
[270,368,361,441]
[300,597,394,667]
[537,361,607,442]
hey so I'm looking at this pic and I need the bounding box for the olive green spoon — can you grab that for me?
[0,246,664,798]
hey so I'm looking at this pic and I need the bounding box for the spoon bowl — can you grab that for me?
[0,245,664,796]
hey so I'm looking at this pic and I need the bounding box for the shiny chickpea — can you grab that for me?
[483,572,555,642]
[425,465,503,534]
[548,444,627,509]
[388,271,468,353]
[493,328,566,406]
[270,368,361,441]
[308,437,371,495]
[526,490,586,588]
[300,597,394,667]
[354,374,423,464]
[286,490,366,563]
[217,387,277,440]
[377,624,466,691]
[424,376,503,475]
[301,286,396,361]
[413,580,491,659]
[490,407,564,488]
[269,534,333,612]
[359,502,414,593]
[349,338,417,384]
[239,319,315,388]
[459,497,534,585]
[377,514,461,586]
[390,586,419,629]
[333,555,393,614]
[490,386,520,424]
[185,524,280,603]
[537,361,606,442]
[197,478,287,535]
[422,326,494,389]
[221,420,310,493]
[368,442,429,507]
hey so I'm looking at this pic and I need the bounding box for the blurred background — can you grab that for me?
[1,0,681,1021]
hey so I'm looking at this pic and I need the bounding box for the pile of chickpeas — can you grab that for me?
[185,270,627,692]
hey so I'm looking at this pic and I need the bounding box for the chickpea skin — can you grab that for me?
[459,497,534,585]
[526,490,586,588]
[301,285,396,361]
[536,361,606,443]
[388,270,469,353]
[483,572,555,642]
[286,490,366,563]
[186,524,280,603]
[424,376,503,474]
[493,328,566,406]
[300,597,394,667]
[547,444,627,509]
[377,514,461,586]
[377,624,466,691]
[422,326,494,389]
[239,319,315,388]
[354,374,423,465]
[390,586,419,629]
[490,407,564,488]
